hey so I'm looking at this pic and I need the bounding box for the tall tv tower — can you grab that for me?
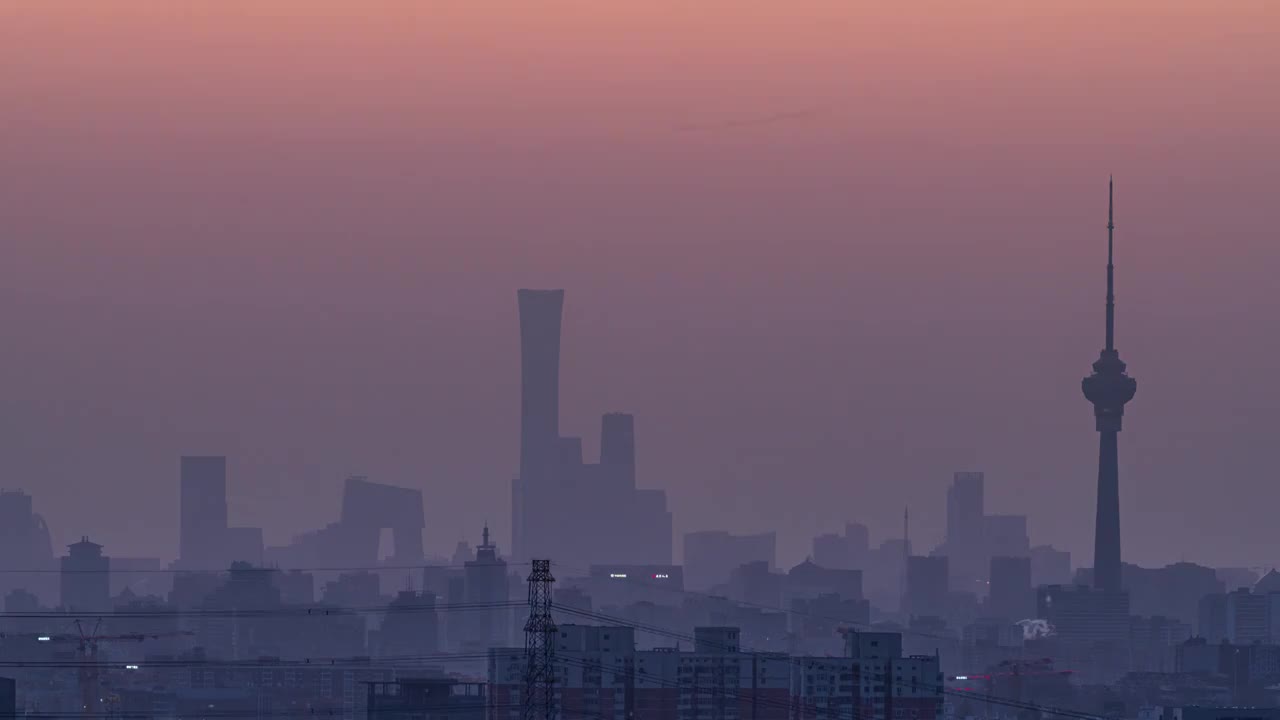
[1081,178,1137,593]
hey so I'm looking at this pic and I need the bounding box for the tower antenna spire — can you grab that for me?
[1082,176,1136,595]
[1106,176,1115,351]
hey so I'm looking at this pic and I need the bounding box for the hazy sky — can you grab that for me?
[3,1,1279,569]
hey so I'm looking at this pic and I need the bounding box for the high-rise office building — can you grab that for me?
[1223,588,1269,644]
[60,537,110,613]
[1081,179,1137,594]
[0,491,56,603]
[845,523,870,566]
[905,555,949,620]
[1037,584,1130,646]
[510,290,673,567]
[983,514,1030,560]
[600,413,636,486]
[811,523,871,572]
[946,472,986,587]
[517,289,564,488]
[988,556,1034,620]
[512,289,564,564]
[813,533,850,570]
[946,472,984,547]
[179,456,228,569]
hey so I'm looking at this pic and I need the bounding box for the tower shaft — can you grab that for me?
[1093,430,1122,592]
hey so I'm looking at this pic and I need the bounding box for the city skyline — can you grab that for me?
[6,1,1280,571]
[7,3,1280,716]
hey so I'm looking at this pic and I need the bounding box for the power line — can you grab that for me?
[0,562,531,575]
[0,650,497,669]
[0,600,524,620]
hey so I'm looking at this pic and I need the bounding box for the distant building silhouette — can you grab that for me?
[367,677,484,720]
[684,530,776,591]
[178,456,266,571]
[1081,179,1137,593]
[811,522,870,571]
[510,290,673,567]
[936,472,1029,595]
[1030,544,1072,587]
[0,676,14,720]
[946,472,986,586]
[0,490,56,603]
[905,555,949,620]
[179,456,229,569]
[267,475,424,585]
[375,590,439,658]
[460,525,509,650]
[60,536,110,613]
[983,514,1030,564]
[1037,583,1130,646]
[988,555,1033,620]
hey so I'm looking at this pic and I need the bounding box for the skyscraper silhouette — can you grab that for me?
[513,290,565,561]
[179,456,228,570]
[518,290,565,485]
[511,290,672,566]
[1081,178,1137,593]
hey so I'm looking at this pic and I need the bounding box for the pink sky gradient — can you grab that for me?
[2,1,1279,568]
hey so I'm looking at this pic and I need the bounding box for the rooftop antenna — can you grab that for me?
[903,506,911,558]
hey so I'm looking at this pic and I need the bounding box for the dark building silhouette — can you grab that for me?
[268,569,314,604]
[905,555,949,620]
[375,590,439,657]
[178,456,266,571]
[1037,583,1130,646]
[684,530,777,591]
[510,290,673,567]
[811,522,871,571]
[60,536,110,613]
[0,490,56,603]
[460,525,509,650]
[267,475,424,585]
[936,472,1029,596]
[983,514,1030,561]
[946,472,986,586]
[1081,179,1137,594]
[0,676,13,720]
[786,559,863,602]
[988,555,1033,620]
[600,412,636,485]
[812,533,849,570]
[367,677,485,720]
[179,456,228,569]
[1030,544,1072,587]
[517,289,564,495]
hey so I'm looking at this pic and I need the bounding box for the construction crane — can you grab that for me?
[40,620,194,719]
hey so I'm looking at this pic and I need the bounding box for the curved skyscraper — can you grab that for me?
[513,289,565,562]
[511,289,672,566]
[518,290,565,487]
[1081,179,1137,593]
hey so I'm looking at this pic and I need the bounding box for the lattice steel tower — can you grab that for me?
[523,559,557,720]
